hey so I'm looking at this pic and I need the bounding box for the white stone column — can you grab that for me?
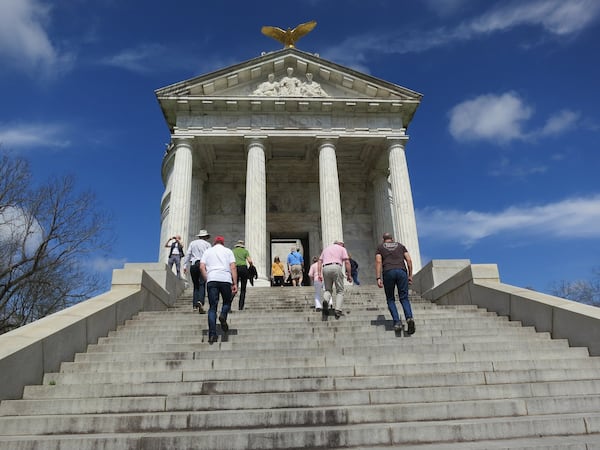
[168,138,193,251]
[371,170,394,245]
[188,172,206,244]
[318,139,344,247]
[244,137,268,285]
[387,138,422,270]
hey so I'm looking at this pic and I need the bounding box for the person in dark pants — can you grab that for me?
[271,256,285,287]
[165,235,184,278]
[232,240,253,310]
[375,232,415,335]
[200,236,238,344]
[182,229,212,313]
[349,253,360,285]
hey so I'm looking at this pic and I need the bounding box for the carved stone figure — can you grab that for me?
[253,73,279,96]
[301,73,328,97]
[280,67,301,96]
[250,69,329,98]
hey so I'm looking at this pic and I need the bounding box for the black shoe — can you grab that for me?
[334,310,342,320]
[406,318,415,335]
[322,302,329,315]
[198,305,206,314]
[393,322,403,332]
[316,308,322,312]
[219,315,229,333]
[208,335,218,344]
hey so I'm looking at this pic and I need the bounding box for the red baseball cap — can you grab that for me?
[214,235,225,245]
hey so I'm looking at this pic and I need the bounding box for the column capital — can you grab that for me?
[386,136,409,148]
[244,135,268,143]
[173,136,194,149]
[316,135,339,147]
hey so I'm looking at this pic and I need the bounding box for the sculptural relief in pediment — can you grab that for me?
[251,67,329,98]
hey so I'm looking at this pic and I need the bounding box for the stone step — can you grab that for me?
[40,357,600,386]
[134,304,481,316]
[3,393,600,427]
[75,338,573,362]
[2,287,600,449]
[53,347,591,375]
[95,319,527,341]
[85,336,554,356]
[1,413,599,449]
[22,376,600,401]
[89,326,550,344]
[113,315,509,332]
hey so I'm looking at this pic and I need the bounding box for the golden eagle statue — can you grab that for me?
[261,21,317,48]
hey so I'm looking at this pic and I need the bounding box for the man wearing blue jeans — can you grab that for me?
[375,232,415,335]
[200,235,238,344]
[182,229,212,314]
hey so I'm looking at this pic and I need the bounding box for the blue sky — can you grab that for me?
[1,0,599,294]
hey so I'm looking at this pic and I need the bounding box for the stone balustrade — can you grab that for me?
[413,259,600,356]
[0,263,184,400]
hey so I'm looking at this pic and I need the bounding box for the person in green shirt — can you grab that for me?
[232,240,253,310]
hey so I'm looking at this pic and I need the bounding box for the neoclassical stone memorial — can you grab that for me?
[155,41,423,285]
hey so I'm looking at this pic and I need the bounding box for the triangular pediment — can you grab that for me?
[157,48,421,101]
[155,48,422,130]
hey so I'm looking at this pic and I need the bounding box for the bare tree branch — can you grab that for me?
[549,267,600,307]
[0,151,112,334]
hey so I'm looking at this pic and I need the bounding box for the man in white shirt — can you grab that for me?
[200,235,238,344]
[182,229,212,314]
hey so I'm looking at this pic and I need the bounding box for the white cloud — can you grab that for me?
[0,122,71,150]
[489,157,548,177]
[0,0,72,76]
[448,93,581,143]
[539,109,580,137]
[448,92,533,143]
[99,44,166,74]
[91,256,127,273]
[471,0,600,36]
[322,0,600,66]
[417,195,600,246]
[0,205,44,257]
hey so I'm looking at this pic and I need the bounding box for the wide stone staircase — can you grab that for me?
[1,285,600,449]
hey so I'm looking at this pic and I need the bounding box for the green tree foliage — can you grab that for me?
[549,267,600,307]
[0,152,112,334]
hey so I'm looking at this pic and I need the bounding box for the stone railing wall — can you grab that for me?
[412,260,600,356]
[0,263,185,400]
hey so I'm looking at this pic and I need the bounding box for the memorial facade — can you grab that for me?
[155,48,422,284]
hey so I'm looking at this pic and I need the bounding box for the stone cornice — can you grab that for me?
[172,128,407,140]
[165,96,415,115]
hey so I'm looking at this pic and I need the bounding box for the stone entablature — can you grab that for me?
[173,115,404,135]
[163,98,411,125]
